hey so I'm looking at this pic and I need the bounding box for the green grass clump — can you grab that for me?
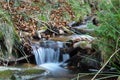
[0,70,14,79]
[22,69,45,75]
[95,0,120,62]
[87,0,120,72]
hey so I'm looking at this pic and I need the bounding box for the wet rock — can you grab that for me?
[68,35,95,42]
[65,47,101,72]
[68,21,76,27]
[0,66,45,80]
[73,41,92,49]
[69,19,83,27]
[63,35,101,72]
[117,76,120,80]
[65,35,95,49]
[72,24,87,29]
[92,17,99,26]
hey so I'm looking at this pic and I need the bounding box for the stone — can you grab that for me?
[73,41,92,49]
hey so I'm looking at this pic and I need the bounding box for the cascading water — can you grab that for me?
[31,41,69,65]
[31,40,73,80]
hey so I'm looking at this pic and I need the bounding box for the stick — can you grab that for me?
[91,48,120,80]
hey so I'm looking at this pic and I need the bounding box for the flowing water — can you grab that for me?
[31,40,74,80]
[32,41,69,65]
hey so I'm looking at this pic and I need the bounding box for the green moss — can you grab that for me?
[21,69,45,75]
[0,32,2,39]
[0,70,14,79]
[0,68,45,80]
[0,69,45,80]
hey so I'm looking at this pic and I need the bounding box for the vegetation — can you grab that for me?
[0,68,45,79]
[0,70,13,79]
[0,0,120,79]
[67,0,120,79]
[0,7,31,65]
[94,0,120,69]
[0,0,92,65]
[0,9,20,64]
[22,69,45,75]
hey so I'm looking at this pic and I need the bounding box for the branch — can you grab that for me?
[0,55,32,62]
[91,48,120,80]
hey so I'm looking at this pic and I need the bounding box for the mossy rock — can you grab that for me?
[0,70,14,79]
[0,67,45,80]
[20,69,45,75]
[10,68,45,80]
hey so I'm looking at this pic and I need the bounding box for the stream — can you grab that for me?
[34,63,75,80]
[31,40,75,80]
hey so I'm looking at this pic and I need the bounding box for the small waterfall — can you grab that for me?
[63,53,70,62]
[32,41,69,65]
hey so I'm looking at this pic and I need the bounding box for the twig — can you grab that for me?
[91,48,120,80]
[115,37,120,51]
[7,0,12,13]
[96,75,119,80]
[71,72,120,80]
[41,21,59,34]
[29,16,59,34]
[0,55,32,62]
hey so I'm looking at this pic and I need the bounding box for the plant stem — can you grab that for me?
[91,48,120,80]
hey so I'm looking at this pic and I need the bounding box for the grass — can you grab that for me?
[72,0,120,79]
[0,8,29,65]
[0,9,14,64]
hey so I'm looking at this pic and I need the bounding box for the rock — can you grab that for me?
[37,30,46,34]
[68,35,95,42]
[92,17,99,26]
[50,36,69,42]
[0,66,45,80]
[62,26,73,34]
[32,30,46,39]
[72,24,87,29]
[0,69,20,79]
[19,31,30,38]
[117,76,120,80]
[73,41,92,49]
[68,21,76,27]
[59,29,65,34]
[73,28,95,34]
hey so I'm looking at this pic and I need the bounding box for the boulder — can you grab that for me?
[73,41,92,49]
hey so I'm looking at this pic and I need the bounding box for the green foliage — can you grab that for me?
[68,0,91,21]
[0,70,13,79]
[22,69,44,75]
[93,0,120,67]
[0,9,20,62]
[0,9,14,57]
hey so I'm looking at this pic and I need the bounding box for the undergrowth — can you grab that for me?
[95,0,120,66]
